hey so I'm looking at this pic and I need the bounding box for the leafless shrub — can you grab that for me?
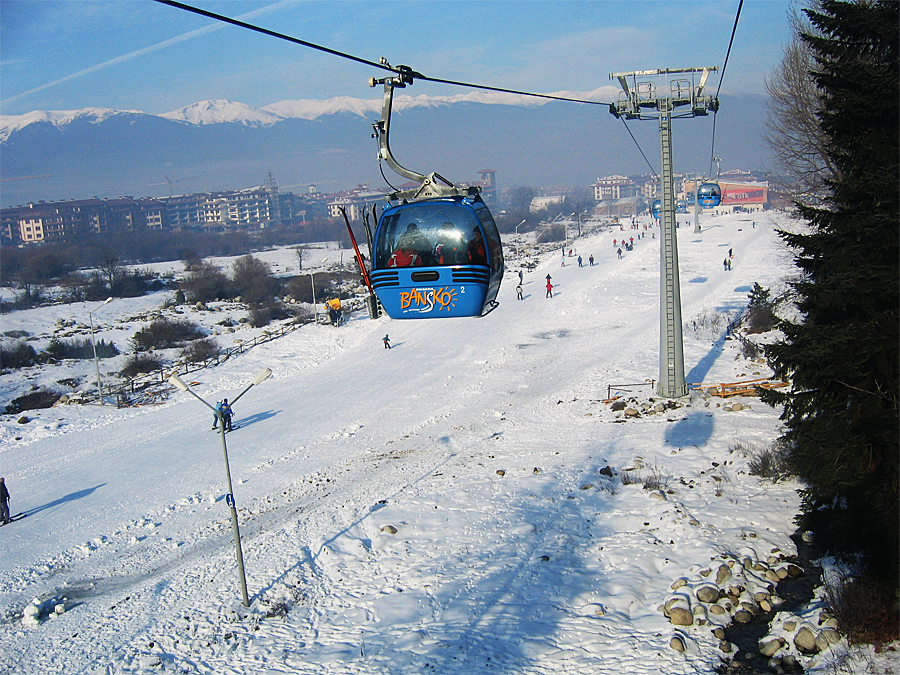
[732,438,793,481]
[131,317,205,351]
[0,341,38,370]
[620,465,671,491]
[179,338,220,364]
[248,302,291,328]
[121,353,164,379]
[642,466,671,492]
[740,338,761,359]
[685,311,733,341]
[5,387,60,414]
[825,571,900,645]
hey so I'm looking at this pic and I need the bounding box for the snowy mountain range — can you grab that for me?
[1,88,612,137]
[0,91,771,207]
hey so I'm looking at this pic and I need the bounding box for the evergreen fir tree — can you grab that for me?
[748,283,771,310]
[763,0,899,580]
[746,283,776,334]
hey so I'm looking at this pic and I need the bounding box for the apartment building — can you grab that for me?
[592,175,643,201]
[326,186,389,221]
[162,187,274,229]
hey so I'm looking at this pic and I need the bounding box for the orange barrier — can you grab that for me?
[690,378,787,398]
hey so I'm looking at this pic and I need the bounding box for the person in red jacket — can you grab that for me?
[467,228,487,265]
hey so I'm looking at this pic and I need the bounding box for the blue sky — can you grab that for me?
[1,0,794,116]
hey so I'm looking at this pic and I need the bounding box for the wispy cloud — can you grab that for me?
[1,0,300,108]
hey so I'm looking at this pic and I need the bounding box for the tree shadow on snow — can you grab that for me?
[26,483,107,516]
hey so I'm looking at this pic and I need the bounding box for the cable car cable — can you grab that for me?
[153,0,394,73]
[708,0,744,177]
[415,74,612,106]
[153,0,613,107]
[618,118,658,178]
[714,0,744,101]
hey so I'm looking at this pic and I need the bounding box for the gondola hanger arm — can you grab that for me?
[369,60,475,202]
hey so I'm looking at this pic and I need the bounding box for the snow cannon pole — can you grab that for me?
[340,207,374,294]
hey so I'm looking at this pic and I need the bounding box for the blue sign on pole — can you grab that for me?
[226,493,235,508]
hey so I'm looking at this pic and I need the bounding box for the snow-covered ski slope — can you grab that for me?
[2,213,809,673]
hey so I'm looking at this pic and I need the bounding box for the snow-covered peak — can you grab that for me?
[0,107,143,143]
[261,96,381,120]
[160,99,284,126]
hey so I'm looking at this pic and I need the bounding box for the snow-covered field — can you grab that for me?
[0,213,894,674]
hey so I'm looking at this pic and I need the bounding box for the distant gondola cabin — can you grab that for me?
[697,183,722,208]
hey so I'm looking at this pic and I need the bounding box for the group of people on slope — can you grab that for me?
[212,399,234,432]
[389,223,487,268]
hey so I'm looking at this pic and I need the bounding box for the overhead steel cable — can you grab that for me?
[715,0,744,100]
[152,0,612,107]
[153,0,394,73]
[709,0,744,177]
[619,118,658,178]
[416,75,612,106]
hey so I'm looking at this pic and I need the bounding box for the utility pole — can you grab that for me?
[609,67,718,398]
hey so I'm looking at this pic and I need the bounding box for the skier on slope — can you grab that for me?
[0,478,10,525]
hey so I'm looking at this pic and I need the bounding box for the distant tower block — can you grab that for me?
[477,169,498,207]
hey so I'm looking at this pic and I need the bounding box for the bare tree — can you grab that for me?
[764,1,842,202]
[293,246,305,271]
[232,255,279,305]
[98,246,124,290]
[180,260,230,303]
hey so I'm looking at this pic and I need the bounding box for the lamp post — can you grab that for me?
[88,297,113,405]
[578,210,588,237]
[168,367,272,607]
[515,219,526,259]
[310,272,317,323]
[311,257,329,324]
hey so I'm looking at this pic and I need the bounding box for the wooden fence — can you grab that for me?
[108,319,310,407]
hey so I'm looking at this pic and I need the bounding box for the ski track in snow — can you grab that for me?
[0,213,852,674]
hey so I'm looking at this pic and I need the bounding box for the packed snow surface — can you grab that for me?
[1,213,888,673]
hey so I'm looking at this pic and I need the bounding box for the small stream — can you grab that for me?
[715,530,823,674]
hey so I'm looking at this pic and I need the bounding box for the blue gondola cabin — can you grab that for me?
[369,196,504,318]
